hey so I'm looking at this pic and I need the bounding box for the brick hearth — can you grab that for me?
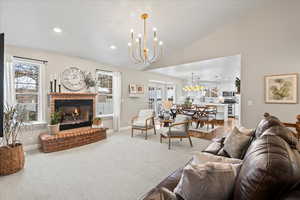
[40,127,107,153]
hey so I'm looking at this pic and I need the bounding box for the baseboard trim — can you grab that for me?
[119,126,131,131]
[24,144,41,152]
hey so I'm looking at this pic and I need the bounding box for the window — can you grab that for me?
[95,70,113,116]
[12,59,44,122]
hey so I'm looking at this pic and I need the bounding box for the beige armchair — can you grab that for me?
[131,109,156,140]
[160,114,192,149]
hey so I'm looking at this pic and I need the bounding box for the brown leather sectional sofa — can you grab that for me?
[141,114,300,200]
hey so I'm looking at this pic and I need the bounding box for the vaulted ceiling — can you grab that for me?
[0,0,268,69]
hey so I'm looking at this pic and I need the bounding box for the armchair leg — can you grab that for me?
[153,119,157,135]
[145,129,148,140]
[160,134,162,143]
[188,136,193,147]
[131,128,133,137]
[180,138,182,141]
[168,137,171,150]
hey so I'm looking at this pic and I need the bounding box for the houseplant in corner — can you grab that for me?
[0,105,26,176]
[93,117,102,126]
[48,111,61,135]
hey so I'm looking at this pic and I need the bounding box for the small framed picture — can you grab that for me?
[136,84,144,94]
[265,73,298,104]
[129,84,137,94]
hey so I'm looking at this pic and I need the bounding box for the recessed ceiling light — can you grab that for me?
[110,45,117,50]
[53,27,62,33]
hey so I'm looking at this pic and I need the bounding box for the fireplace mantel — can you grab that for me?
[49,92,97,97]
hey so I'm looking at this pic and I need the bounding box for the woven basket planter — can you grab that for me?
[0,144,25,176]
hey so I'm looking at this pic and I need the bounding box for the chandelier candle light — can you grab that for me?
[128,13,163,65]
[183,73,205,92]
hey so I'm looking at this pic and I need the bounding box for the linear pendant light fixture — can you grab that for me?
[128,13,163,65]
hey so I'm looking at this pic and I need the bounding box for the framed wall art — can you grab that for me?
[265,73,298,104]
[136,84,144,94]
[129,84,137,94]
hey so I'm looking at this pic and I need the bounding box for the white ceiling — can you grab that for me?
[0,0,266,69]
[150,55,241,82]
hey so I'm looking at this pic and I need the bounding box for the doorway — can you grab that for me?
[148,81,176,116]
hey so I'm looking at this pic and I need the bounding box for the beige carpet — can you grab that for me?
[0,129,211,200]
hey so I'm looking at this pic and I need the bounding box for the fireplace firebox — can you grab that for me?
[55,99,93,131]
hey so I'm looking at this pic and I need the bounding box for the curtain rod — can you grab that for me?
[13,56,48,64]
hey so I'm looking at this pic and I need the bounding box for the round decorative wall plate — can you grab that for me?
[61,67,85,91]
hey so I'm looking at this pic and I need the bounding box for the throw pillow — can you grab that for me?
[262,125,300,150]
[174,162,242,200]
[191,152,242,165]
[159,187,183,200]
[223,127,251,159]
[217,147,230,157]
[238,126,254,136]
[202,142,223,155]
[255,115,282,138]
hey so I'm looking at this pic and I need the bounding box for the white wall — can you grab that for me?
[153,0,300,127]
[5,45,183,146]
[119,69,183,127]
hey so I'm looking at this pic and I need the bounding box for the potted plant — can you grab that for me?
[48,111,61,135]
[184,97,193,109]
[84,72,97,92]
[235,77,241,94]
[93,117,102,126]
[0,105,26,176]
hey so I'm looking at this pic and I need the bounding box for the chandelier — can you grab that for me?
[128,13,163,65]
[182,73,205,92]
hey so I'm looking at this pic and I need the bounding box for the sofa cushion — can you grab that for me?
[159,187,183,200]
[191,152,242,165]
[255,114,282,138]
[233,135,300,200]
[202,141,223,155]
[174,162,242,200]
[223,127,251,159]
[217,147,231,157]
[279,181,300,200]
[238,126,255,136]
[140,167,184,200]
[262,125,299,150]
[213,136,226,144]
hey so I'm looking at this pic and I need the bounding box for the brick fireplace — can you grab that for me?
[49,93,97,131]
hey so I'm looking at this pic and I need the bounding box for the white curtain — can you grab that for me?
[4,55,15,106]
[113,71,122,132]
